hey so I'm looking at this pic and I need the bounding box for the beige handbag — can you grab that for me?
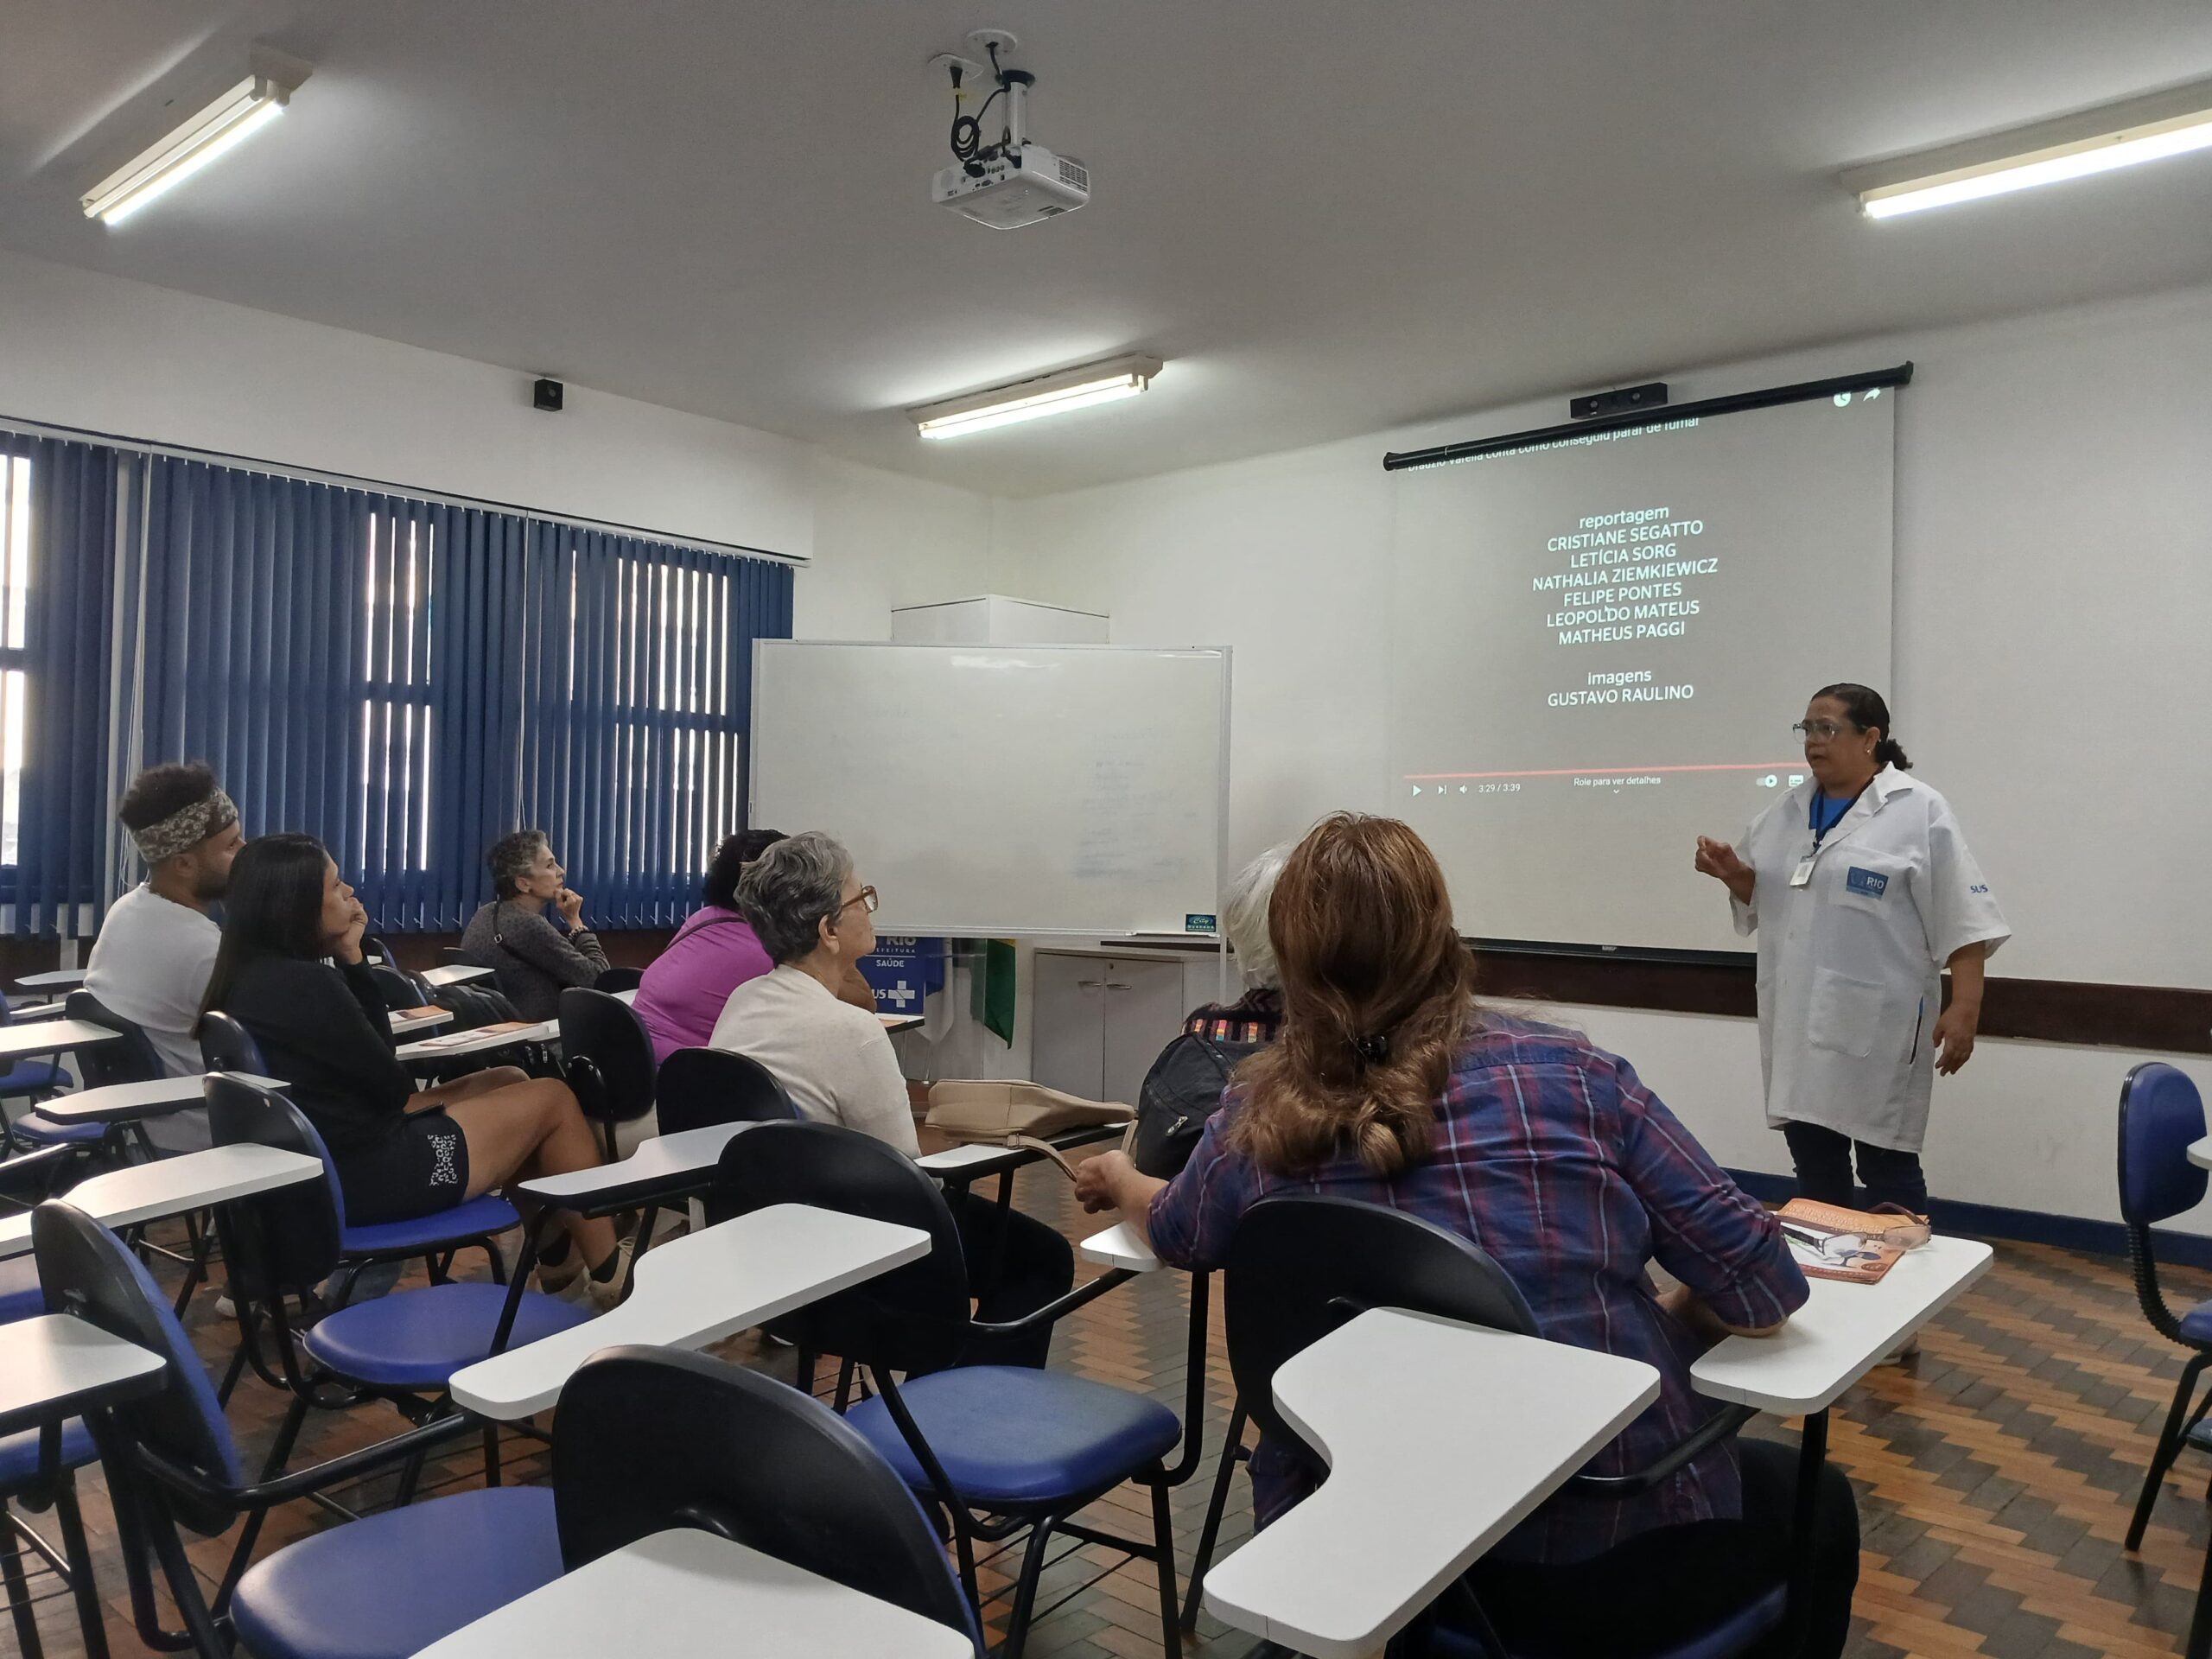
[924,1081,1134,1176]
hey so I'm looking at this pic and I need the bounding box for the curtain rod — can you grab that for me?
[0,409,809,566]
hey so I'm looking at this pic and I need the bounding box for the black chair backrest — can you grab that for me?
[552,1347,979,1650]
[1223,1195,1540,1465]
[32,1201,245,1533]
[65,990,166,1088]
[707,1121,970,1375]
[592,965,645,994]
[205,1075,346,1300]
[656,1047,799,1134]
[197,1011,269,1077]
[557,987,658,1124]
[365,963,430,1013]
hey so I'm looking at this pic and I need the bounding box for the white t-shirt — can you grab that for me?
[84,884,221,1079]
[709,963,918,1154]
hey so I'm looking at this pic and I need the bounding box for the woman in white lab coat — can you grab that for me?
[1694,683,2009,1212]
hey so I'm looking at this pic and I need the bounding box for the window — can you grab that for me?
[359,510,436,872]
[0,455,32,866]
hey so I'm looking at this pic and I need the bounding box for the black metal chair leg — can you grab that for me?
[833,1357,857,1414]
[2192,1520,2212,1659]
[2131,1352,2209,1550]
[215,1337,253,1408]
[1148,1475,1180,1659]
[1000,1514,1059,1659]
[0,1510,44,1659]
[54,1478,111,1659]
[1181,1399,1248,1630]
[483,1424,502,1489]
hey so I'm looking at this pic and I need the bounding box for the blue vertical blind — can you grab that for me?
[2,434,120,932]
[1,433,791,936]
[515,524,792,928]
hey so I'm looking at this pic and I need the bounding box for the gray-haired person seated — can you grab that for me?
[710,829,1077,1369]
[708,830,915,1153]
[461,830,611,1022]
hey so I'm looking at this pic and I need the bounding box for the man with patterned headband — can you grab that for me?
[84,762,245,1085]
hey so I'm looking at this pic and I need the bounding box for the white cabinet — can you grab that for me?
[1033,951,1190,1107]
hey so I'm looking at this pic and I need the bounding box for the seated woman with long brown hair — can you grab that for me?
[1075,812,1857,1659]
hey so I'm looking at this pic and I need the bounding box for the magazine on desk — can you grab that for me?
[1776,1198,1928,1285]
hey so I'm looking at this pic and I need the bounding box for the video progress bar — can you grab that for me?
[1405,761,1802,781]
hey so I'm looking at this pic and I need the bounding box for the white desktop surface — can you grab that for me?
[1202,1309,1660,1659]
[1078,1221,1160,1273]
[449,1203,931,1420]
[13,969,89,992]
[416,1528,972,1659]
[9,1001,70,1023]
[0,1018,119,1060]
[519,1123,752,1206]
[397,1019,559,1062]
[419,963,493,988]
[1691,1236,1993,1415]
[0,1144,322,1260]
[35,1073,283,1123]
[0,1315,168,1436]
[2189,1135,2212,1170]
[389,1007,454,1034]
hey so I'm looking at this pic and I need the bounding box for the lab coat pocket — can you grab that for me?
[1807,967,1889,1058]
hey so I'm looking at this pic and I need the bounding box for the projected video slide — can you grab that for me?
[1389,388,1895,952]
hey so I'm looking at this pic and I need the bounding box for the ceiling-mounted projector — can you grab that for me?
[931,33,1089,228]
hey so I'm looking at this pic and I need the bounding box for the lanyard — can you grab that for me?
[1807,783,1870,854]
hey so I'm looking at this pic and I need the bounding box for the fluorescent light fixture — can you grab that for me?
[1846,78,2212,219]
[909,354,1164,439]
[82,71,300,226]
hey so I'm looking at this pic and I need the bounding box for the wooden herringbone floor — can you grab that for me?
[13,1170,2212,1659]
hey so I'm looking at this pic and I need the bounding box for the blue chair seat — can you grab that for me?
[0,1062,69,1099]
[301,1281,588,1389]
[11,1109,105,1146]
[2177,1300,2212,1346]
[0,1419,96,1490]
[0,1253,41,1324]
[847,1365,1181,1509]
[232,1485,562,1659]
[338,1193,520,1259]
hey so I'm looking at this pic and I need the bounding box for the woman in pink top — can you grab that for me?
[637,829,882,1062]
[633,830,784,1063]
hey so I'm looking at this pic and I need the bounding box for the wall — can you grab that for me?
[996,286,2212,1230]
[0,246,997,633]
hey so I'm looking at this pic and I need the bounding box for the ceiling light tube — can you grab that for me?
[82,73,297,226]
[1845,79,2212,219]
[910,354,1164,439]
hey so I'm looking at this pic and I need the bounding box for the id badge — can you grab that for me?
[1789,855,1816,888]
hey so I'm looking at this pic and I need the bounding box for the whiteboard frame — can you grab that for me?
[748,639,1234,942]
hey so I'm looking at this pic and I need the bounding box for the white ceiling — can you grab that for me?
[4,1,2210,497]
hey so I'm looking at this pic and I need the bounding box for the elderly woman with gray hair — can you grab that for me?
[1182,842,1292,1042]
[710,830,1077,1366]
[461,830,612,1022]
[708,830,915,1151]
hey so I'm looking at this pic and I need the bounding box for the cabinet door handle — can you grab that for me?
[1075,978,1104,989]
[1103,982,1134,991]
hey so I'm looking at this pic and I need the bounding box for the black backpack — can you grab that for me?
[1129,1031,1265,1178]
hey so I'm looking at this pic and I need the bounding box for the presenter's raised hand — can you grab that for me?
[1694,836,1755,906]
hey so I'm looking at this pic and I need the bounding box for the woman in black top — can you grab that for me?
[203,835,629,1303]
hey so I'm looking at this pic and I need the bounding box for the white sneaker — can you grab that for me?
[583,1236,637,1313]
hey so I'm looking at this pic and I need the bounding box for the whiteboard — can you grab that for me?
[751,642,1230,937]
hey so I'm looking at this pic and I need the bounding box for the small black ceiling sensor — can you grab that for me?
[532,378,564,412]
[1571,382,1668,421]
